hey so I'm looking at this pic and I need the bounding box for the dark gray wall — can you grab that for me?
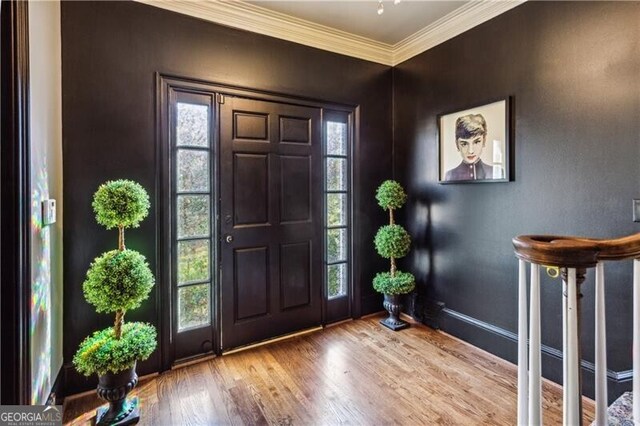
[62,1,391,394]
[393,1,640,400]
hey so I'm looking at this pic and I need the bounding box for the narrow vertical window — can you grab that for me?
[325,114,350,300]
[174,100,212,331]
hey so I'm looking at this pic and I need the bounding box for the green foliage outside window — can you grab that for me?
[178,241,209,283]
[179,284,210,330]
[327,264,346,298]
[373,180,415,295]
[74,179,157,377]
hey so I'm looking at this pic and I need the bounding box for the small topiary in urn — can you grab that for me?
[73,180,156,425]
[373,180,415,331]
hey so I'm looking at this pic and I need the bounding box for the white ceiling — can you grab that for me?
[138,0,525,65]
[245,1,467,45]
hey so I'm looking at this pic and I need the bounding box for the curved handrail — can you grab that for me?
[513,233,640,268]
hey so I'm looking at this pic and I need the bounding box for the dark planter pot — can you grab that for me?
[380,294,409,331]
[96,362,140,425]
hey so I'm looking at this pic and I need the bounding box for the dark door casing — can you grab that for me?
[219,96,323,350]
[0,0,32,405]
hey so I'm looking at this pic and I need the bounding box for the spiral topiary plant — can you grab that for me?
[373,180,415,330]
[74,179,156,381]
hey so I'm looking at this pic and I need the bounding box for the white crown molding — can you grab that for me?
[135,0,525,67]
[136,0,395,65]
[392,1,526,66]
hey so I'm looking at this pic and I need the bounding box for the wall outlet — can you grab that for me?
[634,199,640,223]
[42,199,56,226]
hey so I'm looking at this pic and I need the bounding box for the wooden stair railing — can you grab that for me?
[513,233,640,426]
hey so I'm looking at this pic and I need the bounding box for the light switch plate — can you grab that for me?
[42,199,56,226]
[633,199,640,223]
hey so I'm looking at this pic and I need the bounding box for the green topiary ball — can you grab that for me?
[73,322,157,376]
[373,271,416,295]
[93,180,150,230]
[376,180,407,211]
[83,249,154,313]
[374,224,411,259]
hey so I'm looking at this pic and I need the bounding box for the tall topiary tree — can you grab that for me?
[73,180,157,425]
[373,180,415,330]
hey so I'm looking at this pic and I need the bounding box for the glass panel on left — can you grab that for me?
[174,99,213,334]
[177,195,210,239]
[178,284,211,331]
[178,240,210,284]
[177,149,209,192]
[177,103,209,147]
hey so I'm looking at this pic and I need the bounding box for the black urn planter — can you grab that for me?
[96,363,140,425]
[380,294,409,331]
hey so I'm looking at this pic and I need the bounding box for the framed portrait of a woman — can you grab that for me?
[438,97,511,184]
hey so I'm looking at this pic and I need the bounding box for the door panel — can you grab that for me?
[234,247,270,320]
[280,155,311,222]
[280,116,311,144]
[280,241,311,310]
[233,153,269,225]
[220,96,322,350]
[234,112,269,141]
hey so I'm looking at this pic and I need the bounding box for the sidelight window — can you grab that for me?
[174,101,213,331]
[325,116,351,299]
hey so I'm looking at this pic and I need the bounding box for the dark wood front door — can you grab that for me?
[220,96,322,350]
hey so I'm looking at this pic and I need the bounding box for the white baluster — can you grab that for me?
[563,276,568,426]
[564,268,580,425]
[518,259,529,425]
[529,263,542,425]
[595,262,608,426]
[633,259,640,424]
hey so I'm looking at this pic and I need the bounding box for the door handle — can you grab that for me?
[225,234,234,244]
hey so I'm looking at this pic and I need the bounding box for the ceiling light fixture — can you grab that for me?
[378,0,401,15]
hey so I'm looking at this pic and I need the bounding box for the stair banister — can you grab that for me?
[513,232,640,425]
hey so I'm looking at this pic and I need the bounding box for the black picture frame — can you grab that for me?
[438,97,511,184]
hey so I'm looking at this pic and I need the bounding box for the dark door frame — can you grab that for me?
[156,74,360,370]
[0,0,32,405]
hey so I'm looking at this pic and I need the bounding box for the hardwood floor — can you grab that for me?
[63,314,595,425]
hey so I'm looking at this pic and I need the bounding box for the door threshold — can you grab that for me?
[172,352,217,370]
[223,325,323,356]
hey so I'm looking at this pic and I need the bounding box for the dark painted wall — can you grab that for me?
[62,1,391,393]
[393,1,640,400]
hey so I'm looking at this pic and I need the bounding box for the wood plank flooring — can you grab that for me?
[63,314,595,425]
